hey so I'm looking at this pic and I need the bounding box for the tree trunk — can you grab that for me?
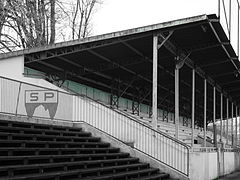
[49,0,55,44]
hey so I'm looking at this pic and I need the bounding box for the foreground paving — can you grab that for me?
[217,171,240,180]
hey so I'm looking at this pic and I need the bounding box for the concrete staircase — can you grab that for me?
[0,118,175,180]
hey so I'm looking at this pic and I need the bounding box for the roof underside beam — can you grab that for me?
[87,48,209,117]
[199,59,230,68]
[35,57,179,111]
[157,32,234,103]
[24,33,151,64]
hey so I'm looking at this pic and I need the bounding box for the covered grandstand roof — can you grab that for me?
[1,14,239,126]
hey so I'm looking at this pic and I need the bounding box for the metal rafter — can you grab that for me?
[208,20,240,81]
[88,47,209,120]
[24,33,151,64]
[38,59,177,111]
[222,79,240,86]
[199,59,231,68]
[119,76,138,98]
[157,32,236,104]
[183,42,230,53]
[212,71,235,78]
[121,37,217,120]
[228,87,240,93]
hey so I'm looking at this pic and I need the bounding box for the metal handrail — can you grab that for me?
[61,83,190,149]
[0,75,190,176]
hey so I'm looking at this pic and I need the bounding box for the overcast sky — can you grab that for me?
[91,0,239,54]
[92,0,218,35]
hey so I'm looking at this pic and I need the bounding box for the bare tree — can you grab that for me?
[57,0,101,40]
[0,0,102,53]
[71,0,99,39]
[50,0,56,44]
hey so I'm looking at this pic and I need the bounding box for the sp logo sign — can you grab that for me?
[25,90,58,119]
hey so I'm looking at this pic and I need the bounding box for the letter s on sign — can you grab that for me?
[30,92,39,102]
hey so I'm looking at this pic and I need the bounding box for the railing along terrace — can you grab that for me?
[0,76,190,176]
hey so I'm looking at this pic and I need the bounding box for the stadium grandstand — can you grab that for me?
[0,4,240,180]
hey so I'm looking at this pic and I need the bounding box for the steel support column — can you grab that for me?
[191,69,195,147]
[232,102,234,146]
[239,107,240,146]
[220,93,223,142]
[213,86,217,146]
[175,67,180,140]
[110,80,120,109]
[236,106,238,146]
[152,35,158,130]
[223,96,225,137]
[132,102,140,115]
[204,79,207,147]
[226,98,229,145]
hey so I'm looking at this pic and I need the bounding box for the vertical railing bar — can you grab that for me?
[15,82,22,116]
[235,106,238,146]
[229,0,232,41]
[232,102,234,146]
[221,93,223,142]
[181,146,183,171]
[238,3,240,56]
[159,134,160,161]
[227,98,229,145]
[222,0,230,33]
[218,0,221,18]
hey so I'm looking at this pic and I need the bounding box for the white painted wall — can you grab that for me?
[0,55,66,90]
[189,151,240,180]
[0,56,24,80]
[0,56,71,120]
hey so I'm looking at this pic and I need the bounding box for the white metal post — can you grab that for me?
[152,35,158,130]
[204,79,207,147]
[191,69,195,147]
[175,67,179,140]
[220,93,223,142]
[223,97,225,137]
[213,86,217,146]
[226,98,229,145]
[236,106,238,146]
[232,102,234,146]
[239,107,240,146]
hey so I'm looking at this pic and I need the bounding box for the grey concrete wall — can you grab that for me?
[189,150,240,180]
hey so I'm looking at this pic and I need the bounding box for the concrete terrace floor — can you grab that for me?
[217,171,240,180]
